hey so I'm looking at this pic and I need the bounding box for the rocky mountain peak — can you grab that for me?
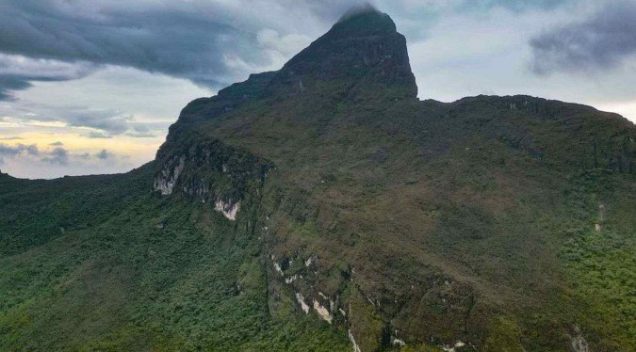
[268,7,417,99]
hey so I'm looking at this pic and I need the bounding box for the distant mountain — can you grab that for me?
[1,7,635,352]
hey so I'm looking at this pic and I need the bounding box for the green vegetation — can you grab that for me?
[557,172,636,351]
[0,166,349,351]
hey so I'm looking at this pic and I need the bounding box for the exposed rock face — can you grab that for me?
[313,299,333,324]
[295,292,310,314]
[214,199,240,221]
[571,336,590,352]
[349,330,362,352]
[153,137,272,221]
[569,326,590,352]
[153,155,184,195]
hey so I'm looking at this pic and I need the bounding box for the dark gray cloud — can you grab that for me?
[530,1,636,74]
[0,76,32,101]
[0,0,338,99]
[0,1,229,84]
[0,142,38,165]
[0,54,96,100]
[41,147,69,165]
[95,149,113,160]
[0,142,112,166]
[0,143,39,157]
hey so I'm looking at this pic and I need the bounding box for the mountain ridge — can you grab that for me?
[150,10,634,350]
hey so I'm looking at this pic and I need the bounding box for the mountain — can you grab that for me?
[1,7,635,352]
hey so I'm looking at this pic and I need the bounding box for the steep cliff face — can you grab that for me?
[154,136,272,221]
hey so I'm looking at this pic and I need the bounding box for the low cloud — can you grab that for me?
[95,149,113,160]
[0,142,108,167]
[0,140,133,178]
[530,1,636,74]
[0,143,39,157]
[41,147,69,165]
[0,142,38,166]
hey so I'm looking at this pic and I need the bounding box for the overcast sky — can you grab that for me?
[1,0,635,179]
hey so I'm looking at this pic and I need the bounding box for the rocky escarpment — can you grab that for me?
[153,136,272,221]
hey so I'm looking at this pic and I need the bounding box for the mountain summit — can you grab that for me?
[269,6,417,99]
[1,7,636,352]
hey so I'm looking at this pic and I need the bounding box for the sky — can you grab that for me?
[1,0,635,179]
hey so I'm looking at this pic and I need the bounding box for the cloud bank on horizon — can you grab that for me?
[0,0,635,178]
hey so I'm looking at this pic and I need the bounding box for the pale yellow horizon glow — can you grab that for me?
[0,65,213,179]
[0,128,164,179]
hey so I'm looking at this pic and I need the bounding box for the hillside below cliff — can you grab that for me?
[1,7,635,352]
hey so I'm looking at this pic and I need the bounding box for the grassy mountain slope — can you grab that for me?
[1,7,635,352]
[0,165,349,351]
[184,82,635,351]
